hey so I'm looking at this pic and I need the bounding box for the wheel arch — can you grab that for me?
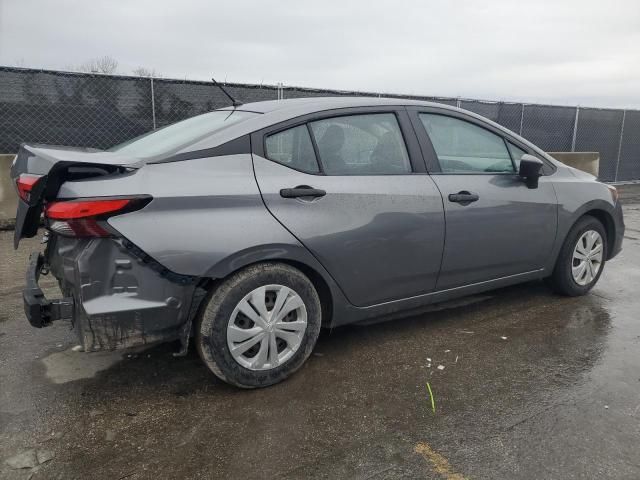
[203,244,345,327]
[278,259,334,327]
[582,208,616,259]
[546,198,618,274]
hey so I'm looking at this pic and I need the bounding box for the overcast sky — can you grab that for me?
[0,0,639,108]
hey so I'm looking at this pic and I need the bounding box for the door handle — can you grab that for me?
[448,191,479,204]
[280,186,327,199]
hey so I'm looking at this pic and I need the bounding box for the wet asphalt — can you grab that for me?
[1,193,640,479]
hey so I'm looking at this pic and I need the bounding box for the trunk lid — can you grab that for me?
[11,144,144,247]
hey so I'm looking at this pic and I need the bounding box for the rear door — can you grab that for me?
[408,107,558,290]
[251,107,445,307]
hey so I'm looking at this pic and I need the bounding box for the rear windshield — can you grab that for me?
[109,110,258,158]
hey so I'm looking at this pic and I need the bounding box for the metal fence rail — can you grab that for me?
[1,66,638,182]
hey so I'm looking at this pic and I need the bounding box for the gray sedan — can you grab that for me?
[12,97,624,387]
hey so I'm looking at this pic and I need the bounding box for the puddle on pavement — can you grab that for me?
[41,348,127,384]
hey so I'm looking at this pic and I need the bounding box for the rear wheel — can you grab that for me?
[196,262,321,388]
[548,215,607,296]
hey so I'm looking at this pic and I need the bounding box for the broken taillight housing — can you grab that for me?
[45,196,151,237]
[15,174,44,202]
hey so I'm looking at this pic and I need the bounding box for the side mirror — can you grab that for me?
[518,154,544,189]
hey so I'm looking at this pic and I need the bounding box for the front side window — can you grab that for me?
[507,142,528,170]
[265,125,320,173]
[309,113,411,175]
[419,114,514,173]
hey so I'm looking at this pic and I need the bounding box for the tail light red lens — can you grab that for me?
[16,174,43,202]
[46,199,131,220]
[45,196,151,237]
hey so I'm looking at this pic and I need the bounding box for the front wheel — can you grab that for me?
[548,215,607,296]
[196,262,322,388]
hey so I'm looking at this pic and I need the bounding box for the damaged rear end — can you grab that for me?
[12,144,200,352]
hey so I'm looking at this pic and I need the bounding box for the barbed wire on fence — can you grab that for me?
[0,65,638,182]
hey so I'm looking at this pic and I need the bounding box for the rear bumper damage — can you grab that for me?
[24,252,73,328]
[25,235,201,352]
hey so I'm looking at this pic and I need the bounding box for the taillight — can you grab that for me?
[45,196,151,237]
[46,199,131,219]
[16,174,43,202]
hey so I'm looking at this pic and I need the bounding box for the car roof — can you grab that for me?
[174,96,561,170]
[180,97,456,154]
[228,96,452,113]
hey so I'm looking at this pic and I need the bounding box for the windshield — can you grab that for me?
[109,110,258,158]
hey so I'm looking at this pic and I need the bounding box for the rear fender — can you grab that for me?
[205,243,331,279]
[204,242,351,326]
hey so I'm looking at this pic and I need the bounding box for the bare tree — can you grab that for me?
[132,67,158,78]
[77,55,119,74]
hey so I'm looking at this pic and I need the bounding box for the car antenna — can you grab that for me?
[211,77,243,108]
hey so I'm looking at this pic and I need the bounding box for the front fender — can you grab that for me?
[545,184,619,272]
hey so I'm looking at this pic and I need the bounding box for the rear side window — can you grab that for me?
[420,114,514,173]
[265,125,320,173]
[309,113,411,175]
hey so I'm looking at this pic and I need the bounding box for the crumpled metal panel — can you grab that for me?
[47,235,195,351]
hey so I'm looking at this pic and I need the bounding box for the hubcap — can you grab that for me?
[226,284,307,371]
[572,230,604,286]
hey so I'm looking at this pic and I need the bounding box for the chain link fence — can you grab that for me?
[1,66,638,182]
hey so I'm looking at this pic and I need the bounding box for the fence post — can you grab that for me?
[150,77,157,130]
[614,110,626,183]
[456,97,461,108]
[519,104,525,136]
[571,106,580,152]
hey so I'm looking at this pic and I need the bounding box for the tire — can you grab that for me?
[196,262,322,388]
[548,215,607,296]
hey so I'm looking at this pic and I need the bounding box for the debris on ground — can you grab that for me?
[437,365,445,371]
[36,449,55,465]
[501,336,508,340]
[5,450,38,469]
[71,345,84,352]
[5,448,55,469]
[426,382,436,413]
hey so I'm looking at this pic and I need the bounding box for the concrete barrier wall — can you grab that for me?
[548,152,600,177]
[0,155,16,229]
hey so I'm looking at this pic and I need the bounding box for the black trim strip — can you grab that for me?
[306,123,325,173]
[156,135,252,163]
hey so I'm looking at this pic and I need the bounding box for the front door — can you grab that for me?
[412,110,558,290]
[252,109,445,307]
